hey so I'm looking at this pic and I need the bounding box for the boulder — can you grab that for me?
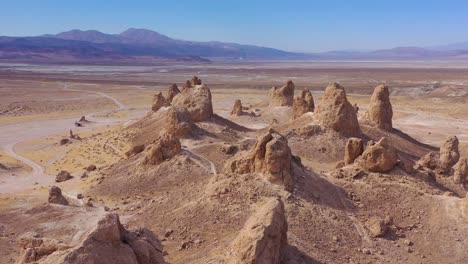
[439,136,460,173]
[48,186,69,205]
[292,89,314,119]
[60,138,70,145]
[269,80,295,107]
[166,106,193,138]
[86,164,97,172]
[56,170,72,182]
[415,152,440,171]
[225,198,287,264]
[171,84,213,122]
[357,137,398,172]
[368,84,393,131]
[166,83,180,103]
[151,92,169,112]
[365,217,392,238]
[231,99,244,116]
[142,132,181,165]
[225,129,293,191]
[453,158,467,184]
[344,138,363,165]
[63,213,165,264]
[315,83,360,137]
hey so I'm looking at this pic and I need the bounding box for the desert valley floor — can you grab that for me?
[0,61,467,264]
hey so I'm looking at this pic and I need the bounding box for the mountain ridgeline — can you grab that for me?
[1,28,468,63]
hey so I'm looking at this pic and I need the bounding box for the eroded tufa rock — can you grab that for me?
[166,106,193,138]
[231,99,244,116]
[142,132,181,165]
[63,213,166,264]
[315,83,361,137]
[225,129,293,191]
[171,84,213,122]
[166,83,180,103]
[152,92,169,112]
[439,136,460,174]
[369,84,393,131]
[190,76,202,86]
[344,138,363,165]
[453,158,467,184]
[357,137,398,172]
[225,198,287,264]
[269,80,295,107]
[56,170,72,182]
[292,89,314,119]
[48,186,69,205]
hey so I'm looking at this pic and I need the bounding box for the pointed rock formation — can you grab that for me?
[190,76,202,86]
[453,158,467,184]
[369,84,393,131]
[225,129,294,191]
[166,106,193,138]
[63,213,165,264]
[415,152,440,171]
[357,137,398,172]
[48,186,69,205]
[439,136,460,173]
[315,83,360,137]
[225,198,287,264]
[344,138,364,165]
[292,89,314,119]
[171,84,213,122]
[142,132,181,165]
[166,83,180,103]
[269,80,295,107]
[152,92,169,112]
[231,99,244,116]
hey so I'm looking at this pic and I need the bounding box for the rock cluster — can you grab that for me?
[16,232,69,263]
[357,137,398,172]
[269,80,295,107]
[166,83,180,103]
[151,92,169,112]
[225,129,293,191]
[292,89,314,119]
[171,84,213,122]
[225,198,287,264]
[315,83,360,137]
[56,170,72,182]
[368,84,393,131]
[344,138,363,165]
[231,99,244,116]
[48,186,69,205]
[166,106,193,138]
[142,132,181,165]
[63,213,166,264]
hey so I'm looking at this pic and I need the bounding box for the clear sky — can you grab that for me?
[1,0,468,52]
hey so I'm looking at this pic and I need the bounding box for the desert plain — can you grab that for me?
[0,61,467,263]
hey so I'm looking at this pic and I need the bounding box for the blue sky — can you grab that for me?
[1,0,468,52]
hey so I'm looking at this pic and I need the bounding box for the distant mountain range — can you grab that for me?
[1,28,468,64]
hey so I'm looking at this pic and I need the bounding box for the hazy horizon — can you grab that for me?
[2,0,468,52]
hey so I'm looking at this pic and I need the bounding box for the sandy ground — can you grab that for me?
[0,61,467,263]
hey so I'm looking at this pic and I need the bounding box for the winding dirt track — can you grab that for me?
[0,83,129,193]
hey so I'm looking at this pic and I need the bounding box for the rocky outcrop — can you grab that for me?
[166,106,193,138]
[48,186,69,205]
[166,83,180,103]
[269,80,295,107]
[357,137,398,172]
[225,129,293,191]
[171,84,213,122]
[16,232,69,263]
[344,138,363,165]
[63,213,165,264]
[368,84,393,131]
[225,198,287,264]
[231,99,244,116]
[142,132,181,165]
[439,136,460,173]
[415,152,440,171]
[56,170,72,182]
[453,158,467,184]
[152,92,169,112]
[292,89,314,119]
[315,83,361,137]
[190,76,202,86]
